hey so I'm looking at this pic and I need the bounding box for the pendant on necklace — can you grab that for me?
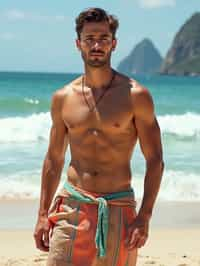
[93,129,98,136]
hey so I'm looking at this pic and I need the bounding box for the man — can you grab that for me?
[34,7,164,266]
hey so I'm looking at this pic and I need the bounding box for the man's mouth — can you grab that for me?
[91,54,103,56]
[90,52,104,56]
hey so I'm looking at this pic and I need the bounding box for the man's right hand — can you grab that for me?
[34,215,50,252]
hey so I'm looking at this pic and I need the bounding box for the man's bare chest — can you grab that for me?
[62,88,134,132]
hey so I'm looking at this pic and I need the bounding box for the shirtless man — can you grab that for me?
[34,7,164,266]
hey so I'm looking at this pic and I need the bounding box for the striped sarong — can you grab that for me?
[47,181,137,266]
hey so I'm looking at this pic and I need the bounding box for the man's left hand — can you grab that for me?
[126,215,149,249]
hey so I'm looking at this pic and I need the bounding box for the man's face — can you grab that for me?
[76,21,117,68]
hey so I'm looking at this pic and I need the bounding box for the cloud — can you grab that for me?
[5,9,26,20]
[139,0,176,8]
[0,32,15,41]
[3,9,67,22]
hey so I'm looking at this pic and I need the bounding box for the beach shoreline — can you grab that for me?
[0,199,199,265]
[0,228,199,266]
[1,198,199,229]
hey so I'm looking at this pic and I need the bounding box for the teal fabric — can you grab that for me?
[63,182,134,257]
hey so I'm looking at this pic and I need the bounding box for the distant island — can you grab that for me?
[117,38,162,75]
[160,12,200,76]
[117,13,200,76]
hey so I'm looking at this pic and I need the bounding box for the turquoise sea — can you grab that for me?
[0,71,200,201]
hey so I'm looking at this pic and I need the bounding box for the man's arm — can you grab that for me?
[34,89,68,251]
[127,85,164,249]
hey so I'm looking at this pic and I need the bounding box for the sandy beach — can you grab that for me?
[0,228,200,266]
[0,199,199,265]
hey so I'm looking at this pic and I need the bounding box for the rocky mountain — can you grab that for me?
[117,38,163,75]
[160,12,200,76]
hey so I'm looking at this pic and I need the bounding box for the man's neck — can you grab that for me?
[84,65,114,90]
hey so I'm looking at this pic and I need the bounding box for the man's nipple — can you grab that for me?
[93,170,99,176]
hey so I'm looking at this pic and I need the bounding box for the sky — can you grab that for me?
[0,0,199,73]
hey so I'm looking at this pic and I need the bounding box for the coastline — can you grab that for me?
[1,198,199,229]
[0,228,200,266]
[0,199,199,265]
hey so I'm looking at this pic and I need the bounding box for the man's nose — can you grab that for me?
[92,41,101,49]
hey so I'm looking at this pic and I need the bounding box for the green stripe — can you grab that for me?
[63,182,134,202]
[125,252,130,266]
[112,207,122,266]
[103,190,134,200]
[67,202,80,263]
[63,182,134,257]
[124,213,130,266]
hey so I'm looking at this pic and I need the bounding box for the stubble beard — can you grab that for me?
[81,50,112,68]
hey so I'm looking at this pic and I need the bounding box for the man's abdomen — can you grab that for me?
[66,160,132,193]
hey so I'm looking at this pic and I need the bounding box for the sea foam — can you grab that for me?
[24,97,40,105]
[0,170,200,201]
[158,112,200,139]
[0,112,51,142]
[133,170,200,202]
[0,112,200,143]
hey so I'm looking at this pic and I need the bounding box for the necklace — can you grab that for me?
[82,70,116,113]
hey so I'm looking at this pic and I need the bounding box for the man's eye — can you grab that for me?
[102,38,112,42]
[83,37,111,45]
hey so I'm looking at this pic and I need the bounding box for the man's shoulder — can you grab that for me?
[127,79,154,115]
[129,79,152,103]
[116,71,149,95]
[51,88,67,110]
[129,78,149,97]
[52,75,82,102]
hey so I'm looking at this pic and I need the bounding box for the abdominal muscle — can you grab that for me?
[66,139,136,193]
[64,109,138,193]
[67,163,132,193]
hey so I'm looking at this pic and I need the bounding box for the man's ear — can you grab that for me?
[76,39,81,50]
[112,39,117,51]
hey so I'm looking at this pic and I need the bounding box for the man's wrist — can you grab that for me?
[137,209,152,221]
[38,209,49,217]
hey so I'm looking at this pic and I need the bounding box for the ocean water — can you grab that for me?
[0,71,200,202]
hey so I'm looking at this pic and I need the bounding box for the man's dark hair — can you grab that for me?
[75,7,119,40]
